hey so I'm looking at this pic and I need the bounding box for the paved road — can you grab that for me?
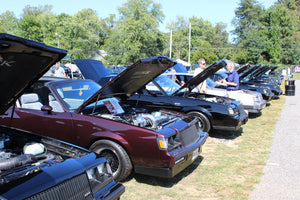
[250,80,300,200]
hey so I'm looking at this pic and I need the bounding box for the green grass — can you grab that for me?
[120,83,286,200]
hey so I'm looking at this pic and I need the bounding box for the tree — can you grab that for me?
[167,16,229,64]
[0,11,18,35]
[232,0,264,44]
[18,5,53,42]
[104,0,166,64]
[192,41,219,64]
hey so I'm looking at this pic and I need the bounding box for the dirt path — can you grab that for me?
[250,80,300,200]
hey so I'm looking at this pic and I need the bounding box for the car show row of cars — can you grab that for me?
[0,34,283,199]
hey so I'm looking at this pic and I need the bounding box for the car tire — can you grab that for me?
[187,111,211,133]
[89,140,132,181]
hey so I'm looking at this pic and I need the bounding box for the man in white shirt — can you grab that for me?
[194,58,207,93]
[53,63,66,78]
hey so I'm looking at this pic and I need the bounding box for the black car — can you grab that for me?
[0,33,124,199]
[75,58,248,133]
[238,65,282,98]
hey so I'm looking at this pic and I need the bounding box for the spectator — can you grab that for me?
[287,66,291,80]
[218,61,239,90]
[194,58,207,93]
[53,63,66,78]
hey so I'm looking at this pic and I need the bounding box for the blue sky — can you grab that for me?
[1,0,277,39]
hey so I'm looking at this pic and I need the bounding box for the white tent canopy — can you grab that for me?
[176,59,191,66]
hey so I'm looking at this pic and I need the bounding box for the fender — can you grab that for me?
[87,131,133,155]
[181,106,213,121]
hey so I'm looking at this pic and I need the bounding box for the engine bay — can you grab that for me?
[0,126,88,185]
[89,97,181,130]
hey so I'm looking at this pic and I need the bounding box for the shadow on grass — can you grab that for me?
[209,127,243,140]
[122,156,204,187]
[248,112,262,119]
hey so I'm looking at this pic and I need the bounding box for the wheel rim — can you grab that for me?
[198,118,205,130]
[97,147,120,176]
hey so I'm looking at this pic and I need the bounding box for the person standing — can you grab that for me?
[193,58,207,93]
[53,63,66,78]
[218,61,239,90]
[287,66,291,80]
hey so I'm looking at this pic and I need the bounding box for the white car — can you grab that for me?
[163,67,266,114]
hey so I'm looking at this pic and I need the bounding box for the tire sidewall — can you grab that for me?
[89,139,132,181]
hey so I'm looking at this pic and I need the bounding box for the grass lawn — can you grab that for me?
[120,79,288,200]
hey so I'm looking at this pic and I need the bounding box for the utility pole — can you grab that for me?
[169,30,172,58]
[55,32,61,48]
[188,22,191,64]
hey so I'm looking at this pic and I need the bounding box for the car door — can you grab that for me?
[1,105,75,145]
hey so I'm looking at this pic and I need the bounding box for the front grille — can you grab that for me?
[26,173,93,200]
[178,121,200,147]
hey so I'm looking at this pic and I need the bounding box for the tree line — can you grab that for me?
[0,0,299,66]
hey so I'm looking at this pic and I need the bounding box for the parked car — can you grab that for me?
[163,65,266,114]
[1,55,208,181]
[0,33,124,200]
[75,59,248,133]
[238,65,283,98]
[210,72,274,102]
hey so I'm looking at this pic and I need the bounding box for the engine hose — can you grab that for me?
[0,154,37,171]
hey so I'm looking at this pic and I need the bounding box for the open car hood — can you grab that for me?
[73,59,109,84]
[236,63,250,74]
[239,64,261,81]
[0,33,67,114]
[76,55,176,111]
[248,65,270,80]
[254,65,273,78]
[173,60,226,95]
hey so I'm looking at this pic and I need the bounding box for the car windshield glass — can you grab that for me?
[52,81,101,110]
[206,78,216,87]
[154,76,181,95]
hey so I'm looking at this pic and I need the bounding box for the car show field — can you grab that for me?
[0,33,294,200]
[121,84,286,199]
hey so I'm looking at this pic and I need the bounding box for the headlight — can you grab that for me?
[263,89,267,94]
[228,107,234,115]
[228,104,238,116]
[157,136,168,150]
[253,96,259,102]
[86,162,113,194]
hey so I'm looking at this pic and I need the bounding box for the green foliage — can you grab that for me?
[232,0,300,65]
[104,0,166,64]
[167,16,229,64]
[0,11,18,35]
[192,42,219,64]
[1,0,300,65]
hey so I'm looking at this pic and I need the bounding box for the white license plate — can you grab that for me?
[192,148,199,160]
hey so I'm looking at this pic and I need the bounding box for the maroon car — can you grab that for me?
[0,56,208,181]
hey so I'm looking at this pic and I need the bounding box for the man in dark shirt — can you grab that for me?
[217,61,239,90]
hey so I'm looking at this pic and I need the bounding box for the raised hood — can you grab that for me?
[239,64,261,81]
[0,33,67,114]
[236,63,250,74]
[77,55,176,111]
[173,60,226,95]
[73,59,109,84]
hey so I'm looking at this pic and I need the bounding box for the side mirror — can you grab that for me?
[41,105,53,114]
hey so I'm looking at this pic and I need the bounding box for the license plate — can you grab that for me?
[192,148,199,160]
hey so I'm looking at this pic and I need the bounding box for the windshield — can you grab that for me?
[153,76,181,95]
[52,80,101,110]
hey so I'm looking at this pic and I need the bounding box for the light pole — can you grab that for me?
[55,32,61,48]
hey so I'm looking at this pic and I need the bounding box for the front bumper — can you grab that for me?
[134,132,208,178]
[213,111,248,131]
[243,100,266,113]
